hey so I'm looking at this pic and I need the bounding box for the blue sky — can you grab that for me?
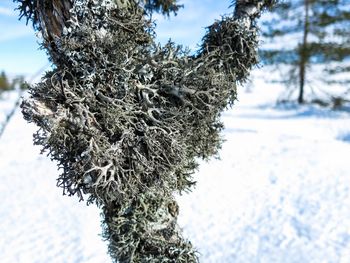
[0,1,232,77]
[0,1,48,76]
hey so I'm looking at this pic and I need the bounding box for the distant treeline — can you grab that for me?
[0,71,26,92]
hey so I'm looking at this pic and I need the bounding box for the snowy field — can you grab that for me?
[1,71,350,263]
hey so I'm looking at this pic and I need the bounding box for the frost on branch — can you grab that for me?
[17,0,274,261]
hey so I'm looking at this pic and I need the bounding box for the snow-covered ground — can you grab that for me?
[0,91,111,263]
[1,71,350,263]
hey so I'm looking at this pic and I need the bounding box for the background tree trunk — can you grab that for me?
[298,0,310,104]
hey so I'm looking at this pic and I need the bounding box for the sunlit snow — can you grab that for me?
[1,70,350,263]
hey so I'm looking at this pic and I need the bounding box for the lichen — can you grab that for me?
[16,0,275,261]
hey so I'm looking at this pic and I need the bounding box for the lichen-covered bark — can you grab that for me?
[16,0,275,262]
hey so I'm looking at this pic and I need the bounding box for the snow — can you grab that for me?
[1,70,350,262]
[0,99,111,263]
[177,73,350,263]
[0,90,20,124]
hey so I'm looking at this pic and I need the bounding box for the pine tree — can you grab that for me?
[0,71,11,91]
[142,0,183,16]
[261,0,350,105]
[15,0,276,262]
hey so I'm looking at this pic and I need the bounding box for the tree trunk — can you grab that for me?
[298,0,310,104]
[17,0,275,262]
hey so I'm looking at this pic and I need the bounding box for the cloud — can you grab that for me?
[0,24,34,43]
[0,6,15,17]
[0,4,34,43]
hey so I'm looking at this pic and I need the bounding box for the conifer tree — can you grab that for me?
[15,0,275,261]
[261,0,350,104]
[0,71,11,91]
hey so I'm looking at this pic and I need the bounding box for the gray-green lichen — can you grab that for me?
[16,0,275,262]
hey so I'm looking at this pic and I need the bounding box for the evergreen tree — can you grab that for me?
[261,0,350,105]
[15,0,275,262]
[142,0,183,16]
[0,71,11,91]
